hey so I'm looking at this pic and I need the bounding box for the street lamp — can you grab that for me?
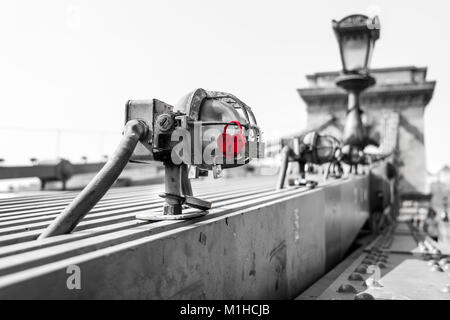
[333,14,380,74]
[332,14,380,173]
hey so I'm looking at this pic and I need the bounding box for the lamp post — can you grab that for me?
[332,14,380,173]
[443,196,449,223]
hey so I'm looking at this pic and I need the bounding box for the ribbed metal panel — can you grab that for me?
[0,175,369,299]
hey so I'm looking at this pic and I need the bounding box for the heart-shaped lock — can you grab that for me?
[217,121,246,158]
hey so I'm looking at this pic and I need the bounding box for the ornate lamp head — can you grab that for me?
[332,14,380,75]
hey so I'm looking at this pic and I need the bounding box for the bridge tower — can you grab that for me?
[298,66,435,200]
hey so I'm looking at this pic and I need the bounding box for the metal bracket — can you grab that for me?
[288,178,318,189]
[158,193,211,210]
[135,193,210,221]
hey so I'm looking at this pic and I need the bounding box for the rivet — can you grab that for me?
[439,258,450,266]
[348,273,364,281]
[355,265,368,274]
[354,292,375,300]
[430,265,444,272]
[428,260,439,267]
[337,283,358,293]
[442,284,450,294]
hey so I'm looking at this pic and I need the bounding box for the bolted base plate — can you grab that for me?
[288,178,318,189]
[136,210,208,221]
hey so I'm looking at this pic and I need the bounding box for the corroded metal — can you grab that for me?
[348,273,364,281]
[332,14,380,74]
[332,15,392,174]
[302,221,450,300]
[39,120,149,238]
[337,283,358,293]
[124,89,265,221]
[0,175,371,299]
[276,132,342,189]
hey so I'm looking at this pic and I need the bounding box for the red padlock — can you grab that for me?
[217,121,246,158]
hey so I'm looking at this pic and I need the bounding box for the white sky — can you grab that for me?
[0,0,449,172]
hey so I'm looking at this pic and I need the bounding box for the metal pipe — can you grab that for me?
[38,120,148,239]
[180,164,193,196]
[342,90,365,148]
[162,162,182,215]
[276,145,292,190]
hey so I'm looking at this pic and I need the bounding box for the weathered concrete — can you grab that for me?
[0,176,369,299]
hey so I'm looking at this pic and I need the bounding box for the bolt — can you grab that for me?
[428,260,439,267]
[163,203,182,215]
[430,265,444,272]
[439,258,450,266]
[355,265,368,274]
[337,283,358,293]
[442,284,450,294]
[160,118,168,127]
[156,114,174,132]
[354,293,375,300]
[348,273,364,281]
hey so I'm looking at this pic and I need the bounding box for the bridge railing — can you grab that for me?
[0,174,376,299]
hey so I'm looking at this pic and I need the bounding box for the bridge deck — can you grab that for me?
[298,222,450,300]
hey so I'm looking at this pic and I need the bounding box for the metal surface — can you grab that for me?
[332,14,380,74]
[38,120,148,238]
[338,74,376,150]
[0,175,369,299]
[299,222,450,300]
[127,90,265,219]
[276,146,293,190]
[139,162,211,221]
[277,132,341,189]
[335,74,394,172]
[332,16,392,173]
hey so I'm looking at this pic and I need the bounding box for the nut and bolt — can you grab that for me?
[156,114,174,132]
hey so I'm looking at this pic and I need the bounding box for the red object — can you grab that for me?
[217,121,246,158]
